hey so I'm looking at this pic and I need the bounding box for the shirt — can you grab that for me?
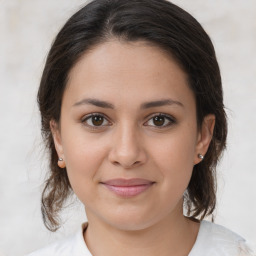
[26,220,254,256]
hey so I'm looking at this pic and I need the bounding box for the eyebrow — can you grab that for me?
[73,98,114,109]
[73,98,184,109]
[141,99,184,109]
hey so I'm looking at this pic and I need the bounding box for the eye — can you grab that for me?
[144,114,175,128]
[82,113,111,128]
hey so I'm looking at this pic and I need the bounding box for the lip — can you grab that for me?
[101,178,155,197]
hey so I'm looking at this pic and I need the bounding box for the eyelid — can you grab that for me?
[81,113,112,129]
[80,112,176,130]
[143,113,176,127]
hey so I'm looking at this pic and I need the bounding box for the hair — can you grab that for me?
[38,0,227,231]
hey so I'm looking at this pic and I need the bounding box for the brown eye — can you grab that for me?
[91,115,104,126]
[153,116,165,126]
[144,114,175,128]
[82,114,110,128]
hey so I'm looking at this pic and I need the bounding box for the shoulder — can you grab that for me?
[25,235,76,256]
[25,223,91,256]
[189,221,254,256]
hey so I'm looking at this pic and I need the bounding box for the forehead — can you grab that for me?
[65,40,194,108]
[69,40,186,80]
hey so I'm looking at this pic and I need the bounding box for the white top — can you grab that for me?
[26,221,254,256]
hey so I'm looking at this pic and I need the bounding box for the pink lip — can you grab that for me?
[101,179,154,197]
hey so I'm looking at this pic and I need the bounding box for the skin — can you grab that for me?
[51,40,215,256]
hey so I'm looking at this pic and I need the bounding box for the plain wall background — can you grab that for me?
[0,0,255,255]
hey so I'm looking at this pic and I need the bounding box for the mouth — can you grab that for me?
[100,178,155,198]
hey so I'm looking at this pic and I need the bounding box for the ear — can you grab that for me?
[194,114,215,164]
[50,119,64,159]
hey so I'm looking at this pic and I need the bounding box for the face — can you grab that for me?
[52,40,214,231]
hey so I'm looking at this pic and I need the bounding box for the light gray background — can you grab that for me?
[0,1,255,255]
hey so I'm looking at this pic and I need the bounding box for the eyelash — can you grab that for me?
[81,113,176,130]
[81,113,111,130]
[144,113,176,128]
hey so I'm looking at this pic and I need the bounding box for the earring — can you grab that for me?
[58,158,66,168]
[198,154,204,160]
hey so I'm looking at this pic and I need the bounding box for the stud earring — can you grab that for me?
[58,158,66,168]
[198,154,204,160]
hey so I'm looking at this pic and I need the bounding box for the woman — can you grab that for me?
[27,0,254,255]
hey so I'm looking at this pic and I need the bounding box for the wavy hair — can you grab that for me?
[38,0,227,231]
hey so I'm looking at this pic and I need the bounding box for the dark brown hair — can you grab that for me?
[38,0,227,231]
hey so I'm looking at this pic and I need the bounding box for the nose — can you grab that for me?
[108,124,147,169]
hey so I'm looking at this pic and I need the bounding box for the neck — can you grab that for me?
[84,210,199,256]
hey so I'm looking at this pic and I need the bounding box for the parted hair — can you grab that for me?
[38,0,227,231]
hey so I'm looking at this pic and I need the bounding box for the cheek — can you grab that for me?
[152,127,197,192]
[61,128,108,193]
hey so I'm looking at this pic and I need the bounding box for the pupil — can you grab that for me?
[153,116,164,126]
[92,116,103,126]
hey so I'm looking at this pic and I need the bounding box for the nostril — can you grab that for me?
[112,160,141,168]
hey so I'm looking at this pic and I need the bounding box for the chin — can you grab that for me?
[99,207,168,232]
